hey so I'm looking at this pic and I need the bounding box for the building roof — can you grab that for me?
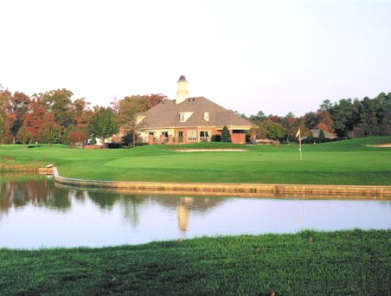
[136,96,254,129]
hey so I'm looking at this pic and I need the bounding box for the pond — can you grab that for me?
[1,176,391,249]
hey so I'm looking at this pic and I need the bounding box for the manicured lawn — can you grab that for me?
[1,230,390,296]
[1,137,391,185]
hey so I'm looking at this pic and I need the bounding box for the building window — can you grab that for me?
[203,112,209,122]
[187,130,197,142]
[179,113,185,122]
[199,131,210,142]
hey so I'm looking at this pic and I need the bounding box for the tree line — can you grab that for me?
[0,84,166,146]
[0,83,390,145]
[245,92,391,143]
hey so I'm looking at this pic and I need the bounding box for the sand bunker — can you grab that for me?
[368,144,391,148]
[174,149,248,152]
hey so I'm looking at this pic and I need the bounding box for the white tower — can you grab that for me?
[175,75,189,104]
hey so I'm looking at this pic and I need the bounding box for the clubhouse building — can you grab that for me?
[134,75,254,144]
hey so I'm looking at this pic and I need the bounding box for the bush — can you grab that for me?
[106,143,121,149]
[319,130,326,143]
[211,135,221,142]
[89,137,97,145]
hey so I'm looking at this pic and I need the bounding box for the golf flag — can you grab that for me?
[295,128,300,138]
[296,128,303,160]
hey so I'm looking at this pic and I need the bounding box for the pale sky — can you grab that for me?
[1,0,390,116]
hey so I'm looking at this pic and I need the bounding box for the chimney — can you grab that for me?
[175,75,189,104]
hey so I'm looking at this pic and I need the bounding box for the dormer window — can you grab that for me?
[203,112,209,122]
[178,112,194,123]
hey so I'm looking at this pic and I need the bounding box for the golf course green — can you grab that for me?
[1,136,391,185]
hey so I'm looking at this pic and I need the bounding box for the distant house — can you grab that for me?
[310,129,337,140]
[133,75,254,144]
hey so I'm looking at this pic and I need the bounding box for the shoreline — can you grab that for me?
[53,168,391,199]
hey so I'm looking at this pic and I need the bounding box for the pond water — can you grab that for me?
[1,176,391,249]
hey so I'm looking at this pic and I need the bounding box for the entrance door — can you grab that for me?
[178,131,183,142]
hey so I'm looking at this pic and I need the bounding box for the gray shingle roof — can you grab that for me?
[136,97,254,129]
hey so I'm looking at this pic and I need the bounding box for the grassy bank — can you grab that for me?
[1,229,390,295]
[1,137,391,185]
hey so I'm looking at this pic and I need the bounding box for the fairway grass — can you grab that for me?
[1,230,390,295]
[1,137,391,185]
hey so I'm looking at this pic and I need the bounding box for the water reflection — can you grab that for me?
[0,176,391,249]
[0,176,71,213]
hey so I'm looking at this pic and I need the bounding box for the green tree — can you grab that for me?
[221,126,231,142]
[41,88,74,128]
[319,99,333,111]
[16,126,31,144]
[262,120,286,141]
[9,92,30,144]
[88,107,119,145]
[378,92,391,135]
[117,94,166,126]
[331,99,358,138]
[0,102,7,145]
[40,122,62,146]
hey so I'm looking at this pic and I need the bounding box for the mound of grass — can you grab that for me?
[1,137,391,185]
[0,230,390,295]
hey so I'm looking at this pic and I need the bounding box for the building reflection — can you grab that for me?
[177,197,193,235]
[151,196,226,236]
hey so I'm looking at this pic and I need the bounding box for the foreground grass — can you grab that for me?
[1,230,390,296]
[0,137,391,185]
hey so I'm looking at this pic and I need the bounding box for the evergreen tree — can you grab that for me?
[221,126,231,142]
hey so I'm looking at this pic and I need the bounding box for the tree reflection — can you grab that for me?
[0,178,226,235]
[0,177,72,217]
[119,195,144,227]
[87,190,120,210]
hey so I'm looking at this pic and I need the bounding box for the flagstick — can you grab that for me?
[296,128,303,160]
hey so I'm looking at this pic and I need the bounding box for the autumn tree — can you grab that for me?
[64,124,88,146]
[0,87,13,144]
[68,97,92,143]
[23,99,56,143]
[88,107,119,145]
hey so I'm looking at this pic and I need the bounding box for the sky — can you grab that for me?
[1,0,390,117]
